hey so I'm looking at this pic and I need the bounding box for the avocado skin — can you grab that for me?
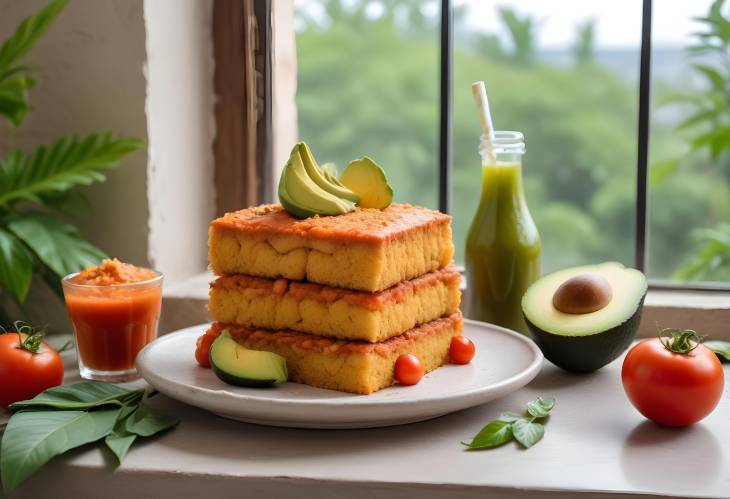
[525,295,645,372]
[210,362,278,388]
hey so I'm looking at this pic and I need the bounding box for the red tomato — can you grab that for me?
[622,337,724,426]
[449,336,475,364]
[0,333,64,408]
[394,354,424,386]
[195,332,217,368]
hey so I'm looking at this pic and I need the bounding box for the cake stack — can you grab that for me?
[206,203,463,394]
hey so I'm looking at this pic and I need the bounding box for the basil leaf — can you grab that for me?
[705,341,730,363]
[463,420,513,450]
[512,419,545,449]
[1,407,120,492]
[526,397,555,418]
[124,403,178,437]
[104,432,136,465]
[497,411,523,423]
[9,381,142,411]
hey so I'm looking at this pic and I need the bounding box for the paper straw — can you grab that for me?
[471,81,496,164]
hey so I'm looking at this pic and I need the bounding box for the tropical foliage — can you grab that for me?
[0,0,142,314]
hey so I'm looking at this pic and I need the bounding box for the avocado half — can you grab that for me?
[522,262,647,372]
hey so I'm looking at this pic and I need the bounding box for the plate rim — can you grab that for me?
[137,319,544,409]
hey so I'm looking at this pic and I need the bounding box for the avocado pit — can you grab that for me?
[552,273,612,314]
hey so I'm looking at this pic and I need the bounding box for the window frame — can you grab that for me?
[435,0,728,291]
[252,0,727,291]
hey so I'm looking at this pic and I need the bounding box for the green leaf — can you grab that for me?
[40,189,91,217]
[705,341,730,363]
[0,0,69,75]
[526,397,555,418]
[0,227,33,302]
[0,75,35,126]
[7,211,106,278]
[649,159,679,189]
[692,64,726,91]
[104,432,136,466]
[463,420,513,450]
[0,407,119,493]
[104,404,139,466]
[497,411,523,423]
[123,403,178,437]
[0,133,144,208]
[9,381,142,411]
[677,109,719,130]
[512,419,545,449]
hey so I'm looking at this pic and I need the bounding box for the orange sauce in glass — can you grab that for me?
[64,260,162,371]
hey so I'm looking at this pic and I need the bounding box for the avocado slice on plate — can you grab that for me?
[522,262,647,372]
[210,331,288,387]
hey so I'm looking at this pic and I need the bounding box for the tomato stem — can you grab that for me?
[658,325,704,355]
[8,321,46,354]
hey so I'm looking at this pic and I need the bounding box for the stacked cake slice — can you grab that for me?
[207,203,463,394]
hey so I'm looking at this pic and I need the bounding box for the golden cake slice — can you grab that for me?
[206,313,463,395]
[209,266,461,343]
[208,203,454,292]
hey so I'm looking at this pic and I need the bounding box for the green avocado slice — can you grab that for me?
[210,331,288,387]
[320,163,346,188]
[340,157,393,209]
[297,143,360,203]
[522,262,647,372]
[279,147,355,217]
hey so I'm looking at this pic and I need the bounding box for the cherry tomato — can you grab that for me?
[195,332,218,368]
[394,353,424,385]
[449,336,475,364]
[0,332,64,408]
[622,336,724,426]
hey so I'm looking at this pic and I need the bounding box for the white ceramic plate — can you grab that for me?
[137,320,543,429]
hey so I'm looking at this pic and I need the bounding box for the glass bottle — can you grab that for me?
[464,131,541,334]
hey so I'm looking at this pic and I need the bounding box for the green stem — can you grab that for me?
[658,325,705,354]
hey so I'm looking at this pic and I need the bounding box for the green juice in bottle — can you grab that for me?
[465,131,541,334]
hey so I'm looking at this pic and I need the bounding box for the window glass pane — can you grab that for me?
[452,1,641,272]
[648,0,730,284]
[294,0,440,210]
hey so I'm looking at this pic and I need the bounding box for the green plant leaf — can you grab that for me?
[123,403,178,437]
[512,419,545,449]
[9,381,142,411]
[0,75,35,126]
[463,420,513,450]
[0,0,68,76]
[7,211,106,278]
[649,159,679,188]
[705,341,730,363]
[104,431,136,466]
[103,404,139,466]
[677,108,719,130]
[692,64,726,91]
[0,227,33,302]
[497,411,523,423]
[0,407,119,493]
[40,189,91,217]
[526,397,555,418]
[0,133,144,208]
